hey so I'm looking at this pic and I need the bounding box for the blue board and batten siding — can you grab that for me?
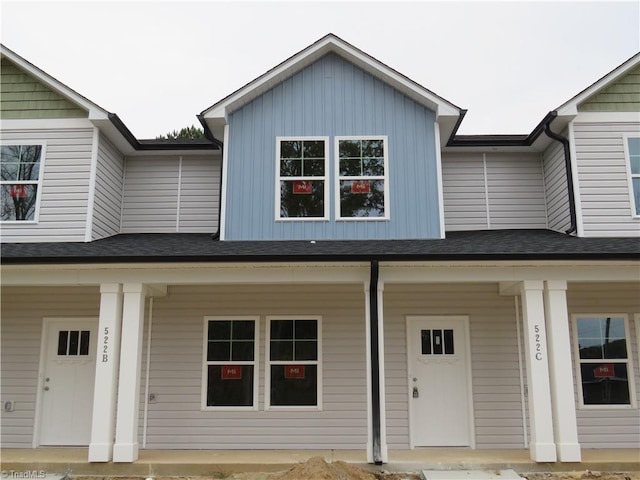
[224,53,440,240]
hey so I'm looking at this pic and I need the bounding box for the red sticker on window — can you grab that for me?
[593,363,614,378]
[284,365,305,379]
[221,366,242,380]
[9,185,27,198]
[351,181,370,194]
[293,181,313,194]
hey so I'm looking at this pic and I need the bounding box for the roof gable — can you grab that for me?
[557,52,640,116]
[200,34,462,143]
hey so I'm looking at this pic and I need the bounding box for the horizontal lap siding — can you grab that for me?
[0,286,100,447]
[542,135,571,232]
[573,122,640,237]
[1,128,93,242]
[567,282,640,448]
[383,283,525,449]
[121,155,220,233]
[92,133,124,239]
[442,153,546,231]
[143,284,367,449]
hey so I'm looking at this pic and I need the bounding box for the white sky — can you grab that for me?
[1,1,639,139]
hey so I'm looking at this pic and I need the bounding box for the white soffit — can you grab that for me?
[202,34,462,124]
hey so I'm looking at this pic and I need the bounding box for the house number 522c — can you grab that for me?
[534,325,543,361]
[102,326,110,363]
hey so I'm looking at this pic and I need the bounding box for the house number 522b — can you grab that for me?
[534,325,543,361]
[102,326,109,363]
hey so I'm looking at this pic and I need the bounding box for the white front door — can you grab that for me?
[39,319,97,446]
[406,316,473,447]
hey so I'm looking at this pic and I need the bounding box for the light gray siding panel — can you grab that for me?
[567,282,640,448]
[0,128,93,242]
[142,284,367,449]
[0,286,100,447]
[573,121,640,237]
[384,283,526,449]
[121,155,220,233]
[92,133,124,239]
[442,153,546,231]
[542,134,571,232]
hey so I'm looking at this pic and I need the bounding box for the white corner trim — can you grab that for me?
[434,122,445,239]
[219,125,229,240]
[567,122,584,237]
[85,128,100,242]
[176,156,183,232]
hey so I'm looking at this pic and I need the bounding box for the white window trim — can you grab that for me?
[571,313,637,409]
[201,316,260,411]
[334,135,389,221]
[265,315,323,411]
[275,136,330,222]
[0,142,47,224]
[622,134,640,219]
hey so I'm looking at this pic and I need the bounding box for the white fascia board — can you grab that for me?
[1,45,110,120]
[202,35,461,123]
[556,52,640,116]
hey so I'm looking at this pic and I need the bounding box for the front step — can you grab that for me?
[421,470,524,480]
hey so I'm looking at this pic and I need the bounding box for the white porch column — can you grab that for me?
[544,280,581,462]
[520,281,557,462]
[113,283,147,463]
[89,284,123,462]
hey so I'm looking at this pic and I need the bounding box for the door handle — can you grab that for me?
[413,386,419,398]
[44,386,50,391]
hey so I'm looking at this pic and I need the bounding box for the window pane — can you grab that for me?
[270,365,317,406]
[580,363,630,405]
[280,180,324,217]
[603,338,628,359]
[270,340,293,361]
[302,159,325,176]
[339,140,360,158]
[433,329,443,355]
[629,138,640,157]
[577,317,628,360]
[208,341,231,361]
[232,321,255,340]
[632,178,640,216]
[303,141,324,158]
[271,320,294,340]
[68,330,79,356]
[1,184,38,221]
[280,141,301,159]
[295,320,317,339]
[340,180,385,217]
[444,329,454,355]
[362,139,383,157]
[57,331,69,356]
[579,338,604,359]
[1,145,42,181]
[421,330,431,355]
[231,340,254,361]
[208,321,231,341]
[280,159,302,177]
[339,158,362,176]
[362,158,384,176]
[294,340,317,361]
[577,317,602,339]
[79,331,90,355]
[207,365,254,407]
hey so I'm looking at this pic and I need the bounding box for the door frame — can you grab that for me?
[33,317,98,447]
[405,315,475,449]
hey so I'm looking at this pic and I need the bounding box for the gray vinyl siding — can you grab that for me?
[121,155,220,233]
[573,121,640,237]
[442,153,547,232]
[383,283,526,449]
[542,133,572,233]
[142,284,367,449]
[92,133,124,240]
[567,282,640,448]
[0,286,99,448]
[0,127,94,242]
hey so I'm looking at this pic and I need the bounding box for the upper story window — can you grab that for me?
[572,315,635,407]
[336,137,388,220]
[625,137,640,216]
[1,144,45,222]
[277,137,329,220]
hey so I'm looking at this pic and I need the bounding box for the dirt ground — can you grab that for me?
[75,461,639,480]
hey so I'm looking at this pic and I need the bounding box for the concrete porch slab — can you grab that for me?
[421,470,523,480]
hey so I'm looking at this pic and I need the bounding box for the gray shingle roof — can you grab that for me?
[1,230,639,265]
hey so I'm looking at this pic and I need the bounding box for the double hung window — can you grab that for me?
[573,315,635,407]
[1,144,45,222]
[336,137,388,219]
[203,317,258,409]
[277,137,328,219]
[266,316,321,409]
[625,136,640,216]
